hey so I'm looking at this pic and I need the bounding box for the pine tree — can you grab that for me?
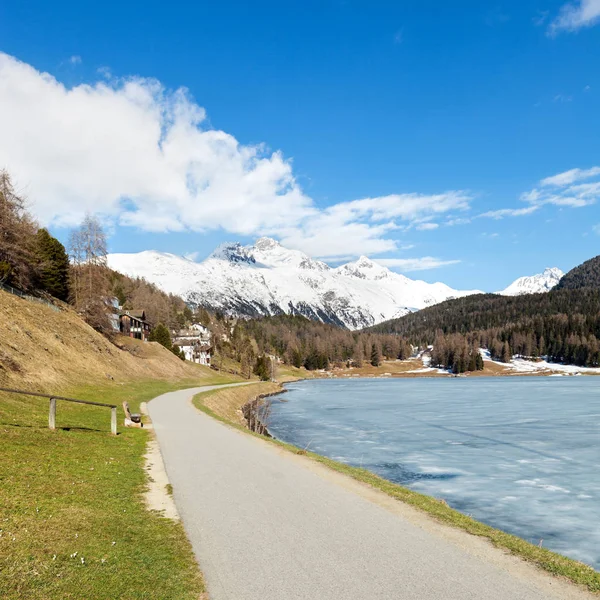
[149,323,172,350]
[501,341,512,363]
[254,355,271,381]
[370,343,380,367]
[35,228,70,301]
[475,352,484,370]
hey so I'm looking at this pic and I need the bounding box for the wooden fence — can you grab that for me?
[0,387,118,434]
[0,282,61,312]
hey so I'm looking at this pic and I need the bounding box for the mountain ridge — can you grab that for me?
[498,267,564,296]
[108,238,564,330]
[107,238,481,330]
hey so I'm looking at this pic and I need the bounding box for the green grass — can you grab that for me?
[194,384,600,595]
[0,374,236,600]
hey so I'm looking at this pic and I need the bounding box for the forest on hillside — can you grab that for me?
[555,255,600,290]
[370,287,600,368]
[211,314,415,375]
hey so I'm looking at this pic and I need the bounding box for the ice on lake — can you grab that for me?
[267,377,600,569]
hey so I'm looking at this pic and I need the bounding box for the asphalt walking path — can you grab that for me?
[149,385,593,600]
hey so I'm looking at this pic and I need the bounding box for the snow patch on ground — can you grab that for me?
[479,349,600,376]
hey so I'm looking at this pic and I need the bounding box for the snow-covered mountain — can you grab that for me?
[108,237,481,330]
[498,267,564,296]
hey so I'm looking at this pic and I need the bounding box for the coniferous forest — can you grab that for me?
[235,314,413,371]
[370,284,600,368]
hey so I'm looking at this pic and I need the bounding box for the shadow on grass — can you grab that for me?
[0,421,108,433]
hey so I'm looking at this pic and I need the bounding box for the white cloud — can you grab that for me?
[278,191,470,258]
[522,166,600,209]
[592,223,600,235]
[540,166,600,186]
[446,217,471,226]
[69,55,82,65]
[0,52,472,261]
[553,94,573,103]
[0,52,313,235]
[374,257,461,272]
[479,206,539,219]
[549,0,600,33]
[416,222,439,231]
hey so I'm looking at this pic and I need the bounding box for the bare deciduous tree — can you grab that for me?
[0,170,38,290]
[69,215,111,331]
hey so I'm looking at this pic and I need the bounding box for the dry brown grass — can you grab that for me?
[0,290,212,393]
[200,381,281,425]
[280,358,551,380]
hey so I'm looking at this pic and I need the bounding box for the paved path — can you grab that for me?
[149,385,593,600]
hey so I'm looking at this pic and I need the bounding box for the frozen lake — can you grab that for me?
[268,377,600,569]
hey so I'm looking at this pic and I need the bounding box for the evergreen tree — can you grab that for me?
[149,323,172,350]
[291,348,303,368]
[475,352,484,371]
[35,228,70,301]
[370,343,380,367]
[254,355,271,381]
[501,341,512,363]
[172,345,185,360]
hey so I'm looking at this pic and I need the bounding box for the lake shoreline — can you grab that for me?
[270,377,600,572]
[194,381,600,594]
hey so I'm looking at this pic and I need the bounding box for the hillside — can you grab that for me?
[108,238,481,329]
[555,255,600,290]
[0,289,209,392]
[370,287,600,367]
[0,288,238,600]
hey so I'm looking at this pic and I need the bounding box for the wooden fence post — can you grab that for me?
[49,397,56,430]
[111,407,117,435]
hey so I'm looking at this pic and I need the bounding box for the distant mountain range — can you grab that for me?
[108,238,564,329]
[108,238,482,329]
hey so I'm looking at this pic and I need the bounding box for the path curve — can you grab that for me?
[149,385,593,600]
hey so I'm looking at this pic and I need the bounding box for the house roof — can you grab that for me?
[121,310,146,320]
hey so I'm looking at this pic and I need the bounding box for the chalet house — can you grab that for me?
[172,323,212,365]
[120,310,151,341]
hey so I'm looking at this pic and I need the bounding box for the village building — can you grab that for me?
[120,310,151,341]
[172,323,212,366]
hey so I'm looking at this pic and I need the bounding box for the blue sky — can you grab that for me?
[0,0,599,291]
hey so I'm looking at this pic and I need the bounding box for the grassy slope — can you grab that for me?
[0,291,240,599]
[194,383,600,595]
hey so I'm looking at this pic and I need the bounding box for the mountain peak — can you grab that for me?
[499,267,564,296]
[336,256,391,280]
[209,242,256,264]
[356,255,376,267]
[254,237,281,251]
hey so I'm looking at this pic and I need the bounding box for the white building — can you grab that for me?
[172,323,212,366]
